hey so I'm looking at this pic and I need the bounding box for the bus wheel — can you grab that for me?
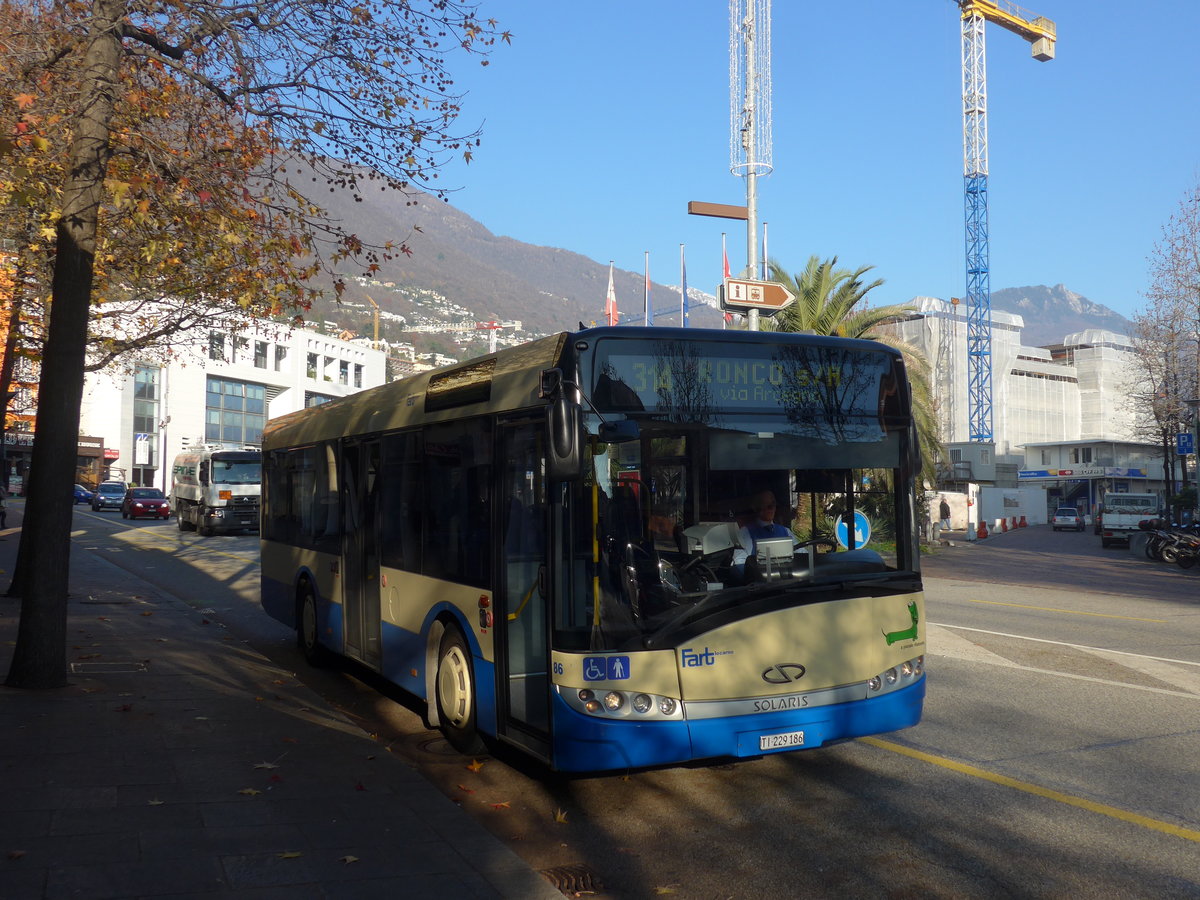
[435,627,486,755]
[296,581,328,667]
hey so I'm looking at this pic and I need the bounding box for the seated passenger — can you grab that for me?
[731,490,795,581]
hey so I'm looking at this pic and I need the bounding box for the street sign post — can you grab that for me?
[719,278,795,315]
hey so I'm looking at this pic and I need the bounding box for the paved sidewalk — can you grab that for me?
[0,501,561,899]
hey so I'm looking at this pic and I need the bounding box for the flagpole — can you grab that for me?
[762,221,768,280]
[605,261,617,326]
[721,232,730,330]
[680,244,687,328]
[643,251,651,327]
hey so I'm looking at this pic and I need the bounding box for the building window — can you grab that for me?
[132,365,160,486]
[254,341,268,369]
[307,353,318,379]
[1071,447,1092,464]
[1041,450,1050,465]
[339,360,349,385]
[206,376,266,446]
[354,364,363,388]
[305,391,335,408]
[275,345,288,372]
[209,332,225,362]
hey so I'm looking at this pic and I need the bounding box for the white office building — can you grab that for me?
[880,297,1163,513]
[78,320,387,490]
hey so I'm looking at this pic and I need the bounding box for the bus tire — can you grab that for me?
[435,626,486,755]
[296,580,329,667]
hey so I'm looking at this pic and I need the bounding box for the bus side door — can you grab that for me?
[341,438,382,669]
[496,421,551,758]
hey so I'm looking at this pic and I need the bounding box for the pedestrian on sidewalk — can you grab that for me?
[938,497,951,532]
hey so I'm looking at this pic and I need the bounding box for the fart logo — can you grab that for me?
[882,601,920,645]
[681,647,717,668]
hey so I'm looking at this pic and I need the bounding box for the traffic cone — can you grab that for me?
[1019,515,1028,527]
[977,520,988,539]
[1011,516,1018,530]
[1001,517,1008,532]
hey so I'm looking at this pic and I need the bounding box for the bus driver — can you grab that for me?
[731,490,796,581]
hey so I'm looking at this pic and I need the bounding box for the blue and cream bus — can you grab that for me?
[260,326,926,771]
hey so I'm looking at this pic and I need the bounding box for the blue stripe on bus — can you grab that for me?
[378,612,499,739]
[261,574,296,628]
[550,677,926,772]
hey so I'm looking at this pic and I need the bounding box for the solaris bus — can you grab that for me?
[260,326,926,771]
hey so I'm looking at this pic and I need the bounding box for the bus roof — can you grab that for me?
[262,332,570,449]
[261,327,906,450]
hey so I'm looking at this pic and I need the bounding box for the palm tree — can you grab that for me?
[762,255,943,495]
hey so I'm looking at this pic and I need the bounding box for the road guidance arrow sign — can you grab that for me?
[719,278,795,315]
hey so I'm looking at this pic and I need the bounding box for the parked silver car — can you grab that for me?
[1051,507,1084,532]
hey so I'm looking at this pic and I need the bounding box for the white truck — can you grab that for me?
[171,448,261,535]
[1097,492,1160,548]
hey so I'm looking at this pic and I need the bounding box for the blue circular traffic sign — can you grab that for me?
[835,511,872,548]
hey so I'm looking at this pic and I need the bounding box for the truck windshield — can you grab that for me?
[211,459,261,485]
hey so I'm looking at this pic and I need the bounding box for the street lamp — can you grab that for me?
[159,416,171,494]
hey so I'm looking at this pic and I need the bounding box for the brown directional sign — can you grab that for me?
[720,278,795,313]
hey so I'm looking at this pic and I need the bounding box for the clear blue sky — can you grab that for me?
[440,1,1199,320]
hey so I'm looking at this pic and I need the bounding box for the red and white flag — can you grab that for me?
[605,262,618,326]
[722,234,733,325]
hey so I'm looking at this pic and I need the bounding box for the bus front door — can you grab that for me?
[497,423,551,759]
[341,438,381,669]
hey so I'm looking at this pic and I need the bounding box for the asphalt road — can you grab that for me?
[71,510,1200,898]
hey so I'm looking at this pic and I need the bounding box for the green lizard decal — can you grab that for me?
[883,601,919,645]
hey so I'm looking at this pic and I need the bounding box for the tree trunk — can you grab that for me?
[5,0,125,689]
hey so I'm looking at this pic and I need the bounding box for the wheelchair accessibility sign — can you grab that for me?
[583,656,631,681]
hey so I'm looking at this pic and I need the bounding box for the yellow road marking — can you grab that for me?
[861,736,1200,843]
[966,598,1166,623]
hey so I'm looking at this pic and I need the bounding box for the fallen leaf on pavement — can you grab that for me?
[490,801,511,810]
[140,611,153,617]
[555,808,569,823]
[253,761,279,770]
[8,850,27,860]
[466,759,485,773]
[237,788,261,796]
[340,855,360,865]
[148,799,164,806]
[654,887,680,895]
[277,851,302,859]
[457,784,475,794]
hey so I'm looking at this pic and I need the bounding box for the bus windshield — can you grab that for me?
[565,335,918,650]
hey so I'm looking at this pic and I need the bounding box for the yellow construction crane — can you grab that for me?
[961,0,1055,59]
[364,295,381,344]
[957,0,1055,444]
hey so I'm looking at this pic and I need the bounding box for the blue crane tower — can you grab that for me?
[959,1,1056,442]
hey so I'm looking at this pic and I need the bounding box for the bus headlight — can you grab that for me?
[868,656,924,696]
[559,686,683,720]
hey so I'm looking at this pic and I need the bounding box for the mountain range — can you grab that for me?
[312,185,1132,354]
